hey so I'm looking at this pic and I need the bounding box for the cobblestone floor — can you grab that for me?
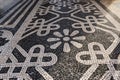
[0,0,120,80]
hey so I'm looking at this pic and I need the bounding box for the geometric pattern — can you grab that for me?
[0,0,120,80]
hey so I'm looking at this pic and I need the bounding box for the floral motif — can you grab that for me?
[47,29,86,52]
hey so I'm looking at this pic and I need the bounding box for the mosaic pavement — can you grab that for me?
[0,0,120,80]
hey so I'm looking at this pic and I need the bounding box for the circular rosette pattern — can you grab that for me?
[47,29,86,52]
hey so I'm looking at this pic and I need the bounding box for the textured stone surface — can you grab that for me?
[0,0,120,80]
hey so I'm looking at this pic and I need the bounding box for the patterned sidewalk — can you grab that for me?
[0,0,120,80]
